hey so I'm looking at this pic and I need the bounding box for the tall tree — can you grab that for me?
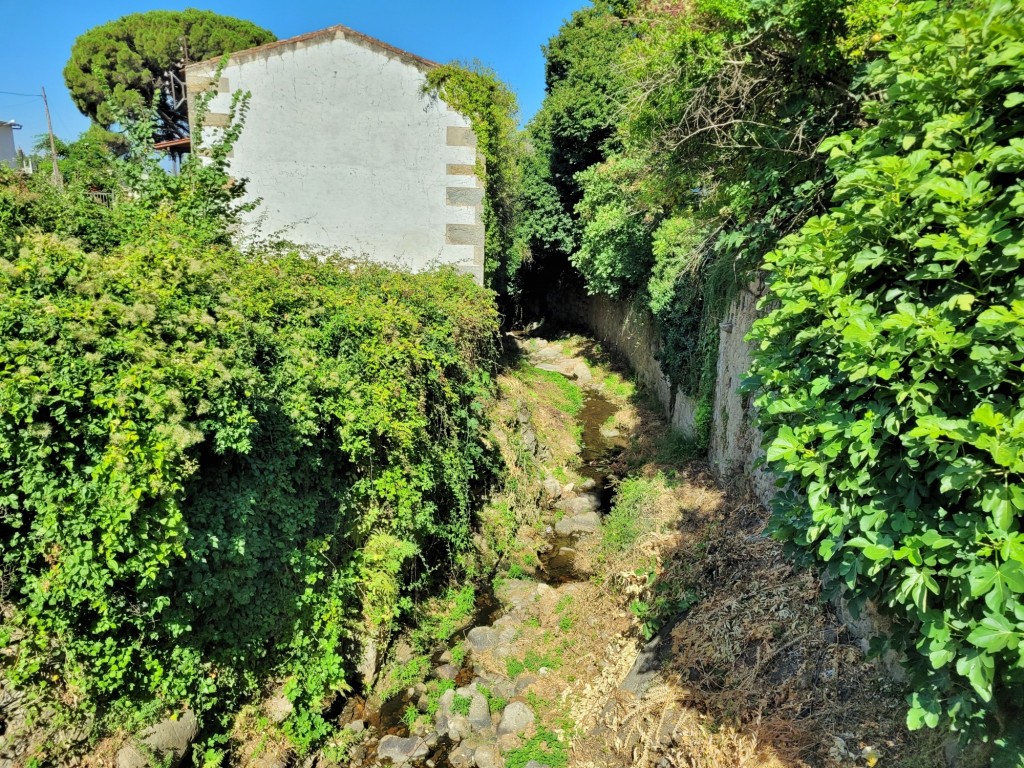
[64,9,275,142]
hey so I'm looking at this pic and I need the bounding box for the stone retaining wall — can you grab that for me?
[551,282,772,506]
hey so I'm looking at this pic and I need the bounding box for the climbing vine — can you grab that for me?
[426,63,526,300]
[748,0,1024,747]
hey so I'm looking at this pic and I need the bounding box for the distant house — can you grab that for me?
[0,120,21,168]
[183,25,485,284]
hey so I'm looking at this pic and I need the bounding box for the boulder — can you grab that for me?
[514,674,539,695]
[474,744,502,768]
[555,511,601,536]
[117,710,198,768]
[496,702,535,736]
[357,637,379,689]
[555,493,601,516]
[377,735,429,764]
[435,688,456,735]
[264,695,293,725]
[496,580,538,611]
[542,477,562,499]
[572,362,592,383]
[467,626,499,652]
[448,714,473,742]
[449,742,478,768]
[434,663,460,681]
[468,694,491,731]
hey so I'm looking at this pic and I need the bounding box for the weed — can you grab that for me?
[506,657,526,678]
[507,563,529,580]
[477,685,508,715]
[602,476,660,553]
[505,726,569,768]
[655,429,702,463]
[452,694,473,716]
[450,643,467,667]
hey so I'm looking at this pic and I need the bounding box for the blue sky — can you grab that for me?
[1,0,585,154]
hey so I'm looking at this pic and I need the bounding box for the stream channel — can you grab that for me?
[338,383,625,767]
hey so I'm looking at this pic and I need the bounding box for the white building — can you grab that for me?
[184,25,485,284]
[0,120,21,168]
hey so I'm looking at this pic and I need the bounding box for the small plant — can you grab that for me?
[506,657,526,678]
[401,705,419,729]
[507,563,529,580]
[558,614,574,632]
[450,643,467,667]
[424,679,456,718]
[452,694,473,716]
[478,685,508,714]
[505,726,569,768]
[603,476,660,553]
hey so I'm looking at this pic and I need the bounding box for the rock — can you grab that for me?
[434,663,460,681]
[542,477,562,499]
[435,688,456,735]
[248,748,291,768]
[534,346,561,362]
[497,702,535,736]
[474,744,501,768]
[562,483,575,496]
[521,428,538,455]
[439,649,453,663]
[496,580,538,611]
[599,425,621,439]
[555,493,600,516]
[514,674,538,695]
[449,743,477,768]
[555,511,601,536]
[468,694,491,730]
[117,710,198,768]
[394,640,416,664]
[572,362,592,383]
[579,478,597,491]
[484,678,515,699]
[467,626,499,652]
[264,695,293,725]
[377,735,429,764]
[357,637,379,689]
[448,714,473,742]
[345,719,365,733]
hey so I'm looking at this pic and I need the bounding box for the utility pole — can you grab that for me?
[41,86,63,190]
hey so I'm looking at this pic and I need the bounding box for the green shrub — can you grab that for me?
[0,228,499,745]
[748,0,1024,744]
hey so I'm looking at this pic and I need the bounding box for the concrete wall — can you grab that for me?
[185,28,485,283]
[0,125,17,168]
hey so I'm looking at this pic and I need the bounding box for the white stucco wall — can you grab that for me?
[0,124,17,168]
[185,29,485,283]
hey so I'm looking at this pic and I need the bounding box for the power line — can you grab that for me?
[0,90,42,98]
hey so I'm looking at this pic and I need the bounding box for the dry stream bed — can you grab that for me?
[307,334,946,768]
